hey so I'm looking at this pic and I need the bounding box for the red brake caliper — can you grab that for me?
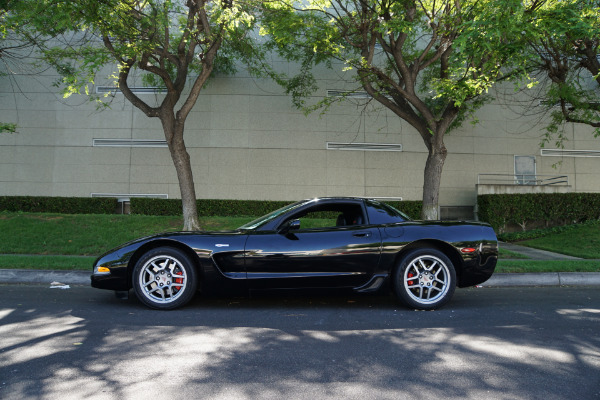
[174,271,183,291]
[407,273,414,286]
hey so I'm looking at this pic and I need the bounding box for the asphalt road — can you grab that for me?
[1,284,599,400]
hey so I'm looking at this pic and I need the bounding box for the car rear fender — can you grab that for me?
[392,239,464,282]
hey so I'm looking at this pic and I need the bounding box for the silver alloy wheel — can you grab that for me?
[138,255,188,304]
[403,254,451,305]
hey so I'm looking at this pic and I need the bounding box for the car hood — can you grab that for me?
[94,229,247,262]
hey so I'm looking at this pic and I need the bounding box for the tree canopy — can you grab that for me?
[260,0,543,219]
[5,0,598,221]
[8,0,265,230]
[1,0,62,133]
[529,0,600,146]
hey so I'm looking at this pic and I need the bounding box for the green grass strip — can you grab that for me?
[0,255,95,270]
[496,260,600,273]
[498,248,529,259]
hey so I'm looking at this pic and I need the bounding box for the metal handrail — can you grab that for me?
[477,174,569,186]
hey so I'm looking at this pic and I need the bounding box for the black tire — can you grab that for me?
[393,248,456,310]
[133,247,198,310]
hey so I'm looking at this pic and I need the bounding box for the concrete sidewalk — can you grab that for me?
[499,241,583,260]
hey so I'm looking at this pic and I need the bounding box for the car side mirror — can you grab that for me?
[278,219,300,234]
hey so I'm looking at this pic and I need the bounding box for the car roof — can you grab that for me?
[300,197,400,203]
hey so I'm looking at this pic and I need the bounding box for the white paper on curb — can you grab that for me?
[50,281,70,289]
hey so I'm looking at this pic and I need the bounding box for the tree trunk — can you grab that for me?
[171,140,200,231]
[162,118,200,231]
[421,141,447,220]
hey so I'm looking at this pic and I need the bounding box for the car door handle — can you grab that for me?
[353,232,371,238]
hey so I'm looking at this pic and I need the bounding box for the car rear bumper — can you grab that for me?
[458,254,498,287]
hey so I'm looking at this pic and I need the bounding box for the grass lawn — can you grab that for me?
[516,223,600,259]
[498,248,528,259]
[1,211,598,273]
[0,212,253,256]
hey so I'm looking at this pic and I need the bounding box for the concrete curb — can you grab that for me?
[0,269,90,285]
[481,272,600,287]
[1,269,600,287]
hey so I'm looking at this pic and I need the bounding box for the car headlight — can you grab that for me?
[94,266,111,274]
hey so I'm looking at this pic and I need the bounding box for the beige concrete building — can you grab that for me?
[1,63,599,217]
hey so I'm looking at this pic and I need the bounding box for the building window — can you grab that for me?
[95,86,167,94]
[514,155,536,185]
[541,149,600,157]
[326,89,392,100]
[90,193,169,199]
[327,90,371,99]
[92,139,168,148]
[326,142,402,151]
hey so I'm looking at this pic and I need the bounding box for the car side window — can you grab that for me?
[296,210,339,229]
[286,204,366,230]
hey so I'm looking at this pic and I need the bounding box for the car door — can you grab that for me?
[244,201,382,289]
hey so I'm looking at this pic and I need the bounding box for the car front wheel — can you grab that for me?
[393,248,456,310]
[133,247,197,310]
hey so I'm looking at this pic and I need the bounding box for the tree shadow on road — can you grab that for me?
[0,285,599,399]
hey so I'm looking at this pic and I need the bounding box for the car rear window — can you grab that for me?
[366,200,409,224]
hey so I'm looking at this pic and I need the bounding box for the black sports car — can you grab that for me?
[91,197,498,310]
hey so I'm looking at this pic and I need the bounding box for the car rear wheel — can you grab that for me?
[393,248,456,310]
[133,247,197,310]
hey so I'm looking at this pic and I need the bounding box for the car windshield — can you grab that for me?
[237,201,305,230]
